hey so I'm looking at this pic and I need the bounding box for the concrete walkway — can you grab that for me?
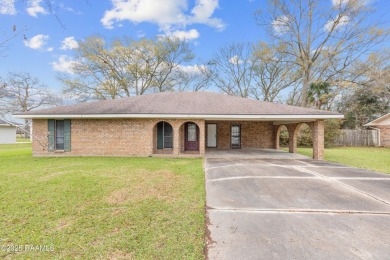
[205,149,390,259]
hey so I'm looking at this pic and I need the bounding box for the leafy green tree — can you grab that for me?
[340,87,389,129]
[307,82,333,110]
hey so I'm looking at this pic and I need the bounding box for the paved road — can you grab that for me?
[205,150,390,259]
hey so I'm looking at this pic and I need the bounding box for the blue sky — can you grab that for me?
[0,0,389,96]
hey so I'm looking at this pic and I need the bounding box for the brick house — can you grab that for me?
[365,113,390,147]
[14,92,343,159]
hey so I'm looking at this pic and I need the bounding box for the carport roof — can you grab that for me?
[13,91,343,120]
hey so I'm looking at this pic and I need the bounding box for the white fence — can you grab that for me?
[333,129,379,147]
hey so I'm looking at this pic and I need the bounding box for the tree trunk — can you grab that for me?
[301,70,310,107]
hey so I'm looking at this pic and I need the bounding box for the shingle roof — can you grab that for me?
[14,91,342,118]
[364,113,390,126]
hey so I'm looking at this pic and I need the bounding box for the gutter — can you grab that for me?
[13,113,344,120]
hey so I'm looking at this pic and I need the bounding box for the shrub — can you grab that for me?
[279,126,289,146]
[324,119,342,147]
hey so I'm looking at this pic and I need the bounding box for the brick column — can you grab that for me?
[275,125,280,150]
[173,125,181,157]
[287,124,298,153]
[312,120,325,160]
[198,120,206,157]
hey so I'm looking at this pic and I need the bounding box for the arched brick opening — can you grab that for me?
[286,120,324,160]
[293,122,314,158]
[275,125,289,150]
[179,121,200,154]
[153,121,174,154]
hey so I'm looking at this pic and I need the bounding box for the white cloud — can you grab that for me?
[272,15,289,35]
[0,0,16,15]
[332,0,348,6]
[188,0,224,31]
[51,55,77,74]
[101,0,225,32]
[60,36,79,50]
[165,29,200,41]
[47,47,53,52]
[324,15,350,31]
[24,34,49,49]
[177,64,205,74]
[331,0,372,7]
[229,55,243,65]
[26,0,47,17]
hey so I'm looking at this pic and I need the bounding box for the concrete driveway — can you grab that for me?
[205,149,390,259]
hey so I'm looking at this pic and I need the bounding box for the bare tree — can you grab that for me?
[1,73,57,137]
[251,42,299,102]
[175,65,210,92]
[60,36,195,101]
[257,0,389,106]
[151,37,194,92]
[205,43,255,98]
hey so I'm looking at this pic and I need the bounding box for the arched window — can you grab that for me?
[157,121,173,149]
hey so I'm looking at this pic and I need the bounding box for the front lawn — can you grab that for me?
[16,137,31,143]
[0,144,205,259]
[292,146,390,174]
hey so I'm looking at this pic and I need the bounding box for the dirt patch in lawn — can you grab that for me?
[107,250,135,260]
[106,170,181,205]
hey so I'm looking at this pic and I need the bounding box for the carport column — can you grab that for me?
[312,120,325,160]
[274,125,280,150]
[287,124,298,154]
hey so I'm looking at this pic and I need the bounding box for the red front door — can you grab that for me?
[185,123,199,151]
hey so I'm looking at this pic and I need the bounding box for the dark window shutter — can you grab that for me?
[64,119,71,152]
[157,122,163,149]
[48,119,55,151]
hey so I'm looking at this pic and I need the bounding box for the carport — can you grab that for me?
[205,118,330,160]
[205,150,390,259]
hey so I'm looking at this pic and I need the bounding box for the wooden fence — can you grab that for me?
[333,129,379,147]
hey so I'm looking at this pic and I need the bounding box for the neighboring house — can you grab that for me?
[0,119,17,144]
[14,92,343,159]
[365,113,390,147]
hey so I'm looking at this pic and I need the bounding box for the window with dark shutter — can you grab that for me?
[48,119,71,152]
[48,120,55,151]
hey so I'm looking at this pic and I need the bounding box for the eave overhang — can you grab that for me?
[13,113,344,121]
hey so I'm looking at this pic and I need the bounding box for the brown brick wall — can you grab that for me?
[33,118,321,156]
[32,118,205,156]
[377,126,390,147]
[274,120,325,160]
[205,121,275,149]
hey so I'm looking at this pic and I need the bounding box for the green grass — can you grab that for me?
[288,146,390,174]
[0,143,205,259]
[16,137,31,143]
